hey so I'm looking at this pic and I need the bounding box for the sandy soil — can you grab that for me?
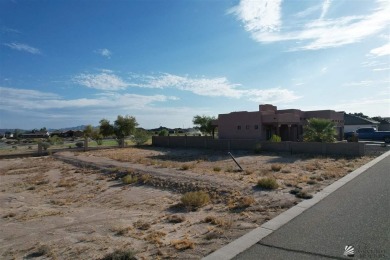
[0,147,374,259]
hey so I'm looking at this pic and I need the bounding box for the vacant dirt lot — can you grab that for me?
[0,147,374,259]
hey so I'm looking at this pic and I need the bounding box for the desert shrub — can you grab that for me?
[181,191,210,209]
[204,216,232,227]
[257,177,279,189]
[239,196,256,207]
[132,129,150,146]
[41,142,50,151]
[269,134,281,142]
[122,174,138,184]
[307,180,316,185]
[167,214,186,223]
[111,226,133,236]
[180,164,194,170]
[133,220,151,230]
[101,249,136,260]
[145,231,167,245]
[48,136,64,145]
[295,190,313,199]
[213,166,221,172]
[171,238,195,250]
[289,188,313,199]
[139,174,151,184]
[75,141,84,148]
[205,229,223,240]
[271,164,282,172]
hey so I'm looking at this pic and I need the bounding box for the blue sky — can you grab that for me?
[0,0,389,130]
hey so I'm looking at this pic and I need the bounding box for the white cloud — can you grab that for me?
[369,43,390,56]
[95,48,112,58]
[74,72,128,90]
[246,88,301,103]
[321,67,328,73]
[128,73,301,103]
[0,87,59,100]
[228,0,282,32]
[343,79,390,87]
[230,0,390,50]
[319,0,332,20]
[3,42,41,54]
[142,73,244,97]
[373,67,390,71]
[0,86,175,111]
[294,4,322,18]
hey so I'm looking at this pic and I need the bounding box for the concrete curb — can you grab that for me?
[203,151,390,260]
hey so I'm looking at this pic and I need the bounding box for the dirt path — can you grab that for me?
[54,151,248,198]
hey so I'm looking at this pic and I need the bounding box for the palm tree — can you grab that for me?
[303,118,337,143]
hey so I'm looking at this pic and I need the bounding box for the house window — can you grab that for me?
[246,125,250,130]
[237,125,241,130]
[254,125,259,130]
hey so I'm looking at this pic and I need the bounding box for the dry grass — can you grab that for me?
[133,220,151,230]
[122,174,138,184]
[180,191,210,209]
[257,177,279,189]
[57,178,77,188]
[167,214,186,223]
[170,238,195,250]
[204,216,232,228]
[111,225,133,236]
[145,230,167,245]
[271,164,282,172]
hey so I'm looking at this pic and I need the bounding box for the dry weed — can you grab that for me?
[171,238,195,250]
[134,220,151,230]
[167,214,186,223]
[204,216,232,228]
[145,230,167,245]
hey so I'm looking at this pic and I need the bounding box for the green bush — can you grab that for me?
[132,130,150,146]
[181,191,210,209]
[158,129,169,136]
[41,142,50,151]
[257,177,279,189]
[75,142,84,148]
[269,135,281,142]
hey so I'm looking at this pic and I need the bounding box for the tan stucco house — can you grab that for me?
[214,104,344,141]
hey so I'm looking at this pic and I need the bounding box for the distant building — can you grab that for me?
[344,114,379,132]
[20,131,50,139]
[214,104,344,141]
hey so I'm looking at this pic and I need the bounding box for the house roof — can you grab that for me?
[344,114,380,125]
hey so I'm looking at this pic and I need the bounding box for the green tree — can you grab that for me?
[83,125,94,138]
[99,119,114,137]
[158,129,169,136]
[192,115,216,136]
[303,118,337,143]
[114,115,138,139]
[132,129,150,146]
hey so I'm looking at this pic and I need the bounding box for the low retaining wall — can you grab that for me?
[152,136,365,156]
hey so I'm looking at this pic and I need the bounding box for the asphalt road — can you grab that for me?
[234,155,390,260]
